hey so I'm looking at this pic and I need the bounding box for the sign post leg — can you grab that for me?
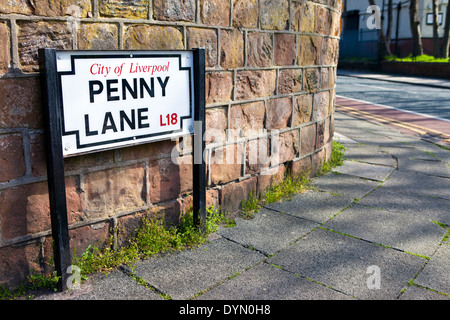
[193,48,207,233]
[39,48,71,292]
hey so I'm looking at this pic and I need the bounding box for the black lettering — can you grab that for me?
[140,78,155,99]
[157,76,169,97]
[106,79,120,101]
[120,109,136,131]
[102,112,118,134]
[138,108,150,129]
[122,78,138,100]
[84,114,98,136]
[89,80,103,103]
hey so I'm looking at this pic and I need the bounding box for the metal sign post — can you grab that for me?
[39,48,206,291]
[39,48,71,292]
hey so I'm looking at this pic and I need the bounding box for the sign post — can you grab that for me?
[39,48,206,291]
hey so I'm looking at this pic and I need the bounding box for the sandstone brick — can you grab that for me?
[220,29,244,69]
[0,178,83,239]
[0,134,26,182]
[206,188,220,209]
[278,68,302,94]
[246,137,270,175]
[300,123,316,156]
[293,94,313,126]
[84,164,146,219]
[260,0,289,30]
[149,200,182,227]
[330,10,341,37]
[220,176,257,213]
[78,23,119,50]
[0,23,10,74]
[235,70,276,100]
[257,165,285,195]
[291,1,315,33]
[99,0,148,19]
[0,243,41,290]
[187,28,218,68]
[272,130,299,165]
[63,149,115,172]
[205,72,233,104]
[1,0,92,16]
[233,0,258,28]
[120,140,177,162]
[247,32,273,68]
[316,117,331,150]
[17,21,73,73]
[201,0,230,26]
[297,35,322,66]
[149,156,192,204]
[0,0,32,15]
[230,101,265,137]
[274,33,296,66]
[321,67,329,89]
[304,68,320,93]
[124,25,184,50]
[209,143,244,185]
[153,0,195,22]
[313,91,330,121]
[266,97,292,130]
[0,77,42,129]
[70,222,111,257]
[291,156,313,178]
[205,107,228,144]
[322,38,339,65]
[316,5,331,35]
[30,132,46,177]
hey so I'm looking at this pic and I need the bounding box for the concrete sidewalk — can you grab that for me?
[36,111,450,301]
[337,69,450,90]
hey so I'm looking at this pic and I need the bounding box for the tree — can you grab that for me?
[368,0,394,57]
[441,3,450,58]
[409,0,423,57]
[432,0,440,57]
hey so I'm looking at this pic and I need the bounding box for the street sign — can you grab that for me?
[56,51,195,157]
[40,48,206,291]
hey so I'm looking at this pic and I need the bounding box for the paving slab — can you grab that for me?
[133,237,265,300]
[267,228,426,300]
[324,204,446,258]
[264,190,354,223]
[357,186,450,226]
[382,170,450,200]
[332,160,395,181]
[414,244,450,296]
[343,144,396,167]
[398,157,450,178]
[312,172,380,199]
[217,208,318,256]
[399,285,450,300]
[196,263,354,300]
[36,270,163,300]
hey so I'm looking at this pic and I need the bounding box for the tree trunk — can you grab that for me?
[432,0,440,57]
[368,0,393,57]
[441,3,450,58]
[409,0,423,57]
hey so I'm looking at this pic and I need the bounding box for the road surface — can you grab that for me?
[335,75,450,147]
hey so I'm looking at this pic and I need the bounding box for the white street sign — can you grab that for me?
[56,51,195,157]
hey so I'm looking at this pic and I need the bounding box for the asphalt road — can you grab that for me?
[336,75,450,121]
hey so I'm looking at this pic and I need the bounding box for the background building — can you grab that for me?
[340,0,449,58]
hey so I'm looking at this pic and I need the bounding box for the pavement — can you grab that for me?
[33,108,450,304]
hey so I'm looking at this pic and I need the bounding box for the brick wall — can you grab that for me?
[0,0,342,288]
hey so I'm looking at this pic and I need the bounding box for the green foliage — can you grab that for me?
[319,141,346,175]
[73,206,226,279]
[385,54,450,63]
[0,271,60,300]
